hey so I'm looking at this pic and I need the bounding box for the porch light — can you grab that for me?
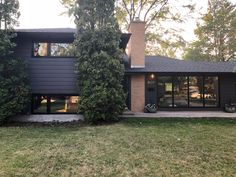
[150,73,155,79]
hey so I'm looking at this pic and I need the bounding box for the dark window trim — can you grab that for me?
[171,76,174,108]
[187,76,190,107]
[203,75,205,107]
[218,76,221,107]
[47,43,51,58]
[46,96,50,113]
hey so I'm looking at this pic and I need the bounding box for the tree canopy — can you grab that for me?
[0,0,20,56]
[184,0,236,61]
[61,0,195,58]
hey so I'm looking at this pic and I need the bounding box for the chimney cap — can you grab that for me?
[131,17,145,24]
[134,17,140,21]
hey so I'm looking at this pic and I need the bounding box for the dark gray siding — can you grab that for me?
[145,74,157,105]
[220,74,236,107]
[29,58,77,94]
[13,37,77,94]
[13,38,32,58]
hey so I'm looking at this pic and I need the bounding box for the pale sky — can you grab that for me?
[18,0,75,29]
[17,0,236,42]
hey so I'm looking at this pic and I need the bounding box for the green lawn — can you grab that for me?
[0,118,236,177]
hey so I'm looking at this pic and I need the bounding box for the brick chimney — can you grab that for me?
[127,19,145,68]
[127,19,146,112]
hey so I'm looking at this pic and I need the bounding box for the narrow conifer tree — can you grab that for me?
[74,0,126,123]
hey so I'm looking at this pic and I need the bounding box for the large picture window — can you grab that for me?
[32,95,79,114]
[157,75,219,108]
[33,42,75,57]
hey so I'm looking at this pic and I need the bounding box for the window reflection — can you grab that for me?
[51,43,75,57]
[34,43,48,56]
[51,96,79,113]
[33,43,75,57]
[32,95,79,113]
[204,77,219,107]
[189,76,203,107]
[158,76,173,107]
[173,77,188,107]
[33,96,47,113]
[157,76,219,108]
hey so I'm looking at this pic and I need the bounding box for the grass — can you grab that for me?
[0,118,236,177]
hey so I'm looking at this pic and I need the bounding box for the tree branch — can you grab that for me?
[145,0,168,31]
[122,0,132,23]
[144,0,167,21]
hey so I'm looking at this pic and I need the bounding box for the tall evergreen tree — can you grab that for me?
[0,0,20,56]
[184,0,236,61]
[0,0,30,123]
[74,0,125,123]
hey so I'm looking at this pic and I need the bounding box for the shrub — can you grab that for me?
[74,0,126,124]
[0,58,30,123]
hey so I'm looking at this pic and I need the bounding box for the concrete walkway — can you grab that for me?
[121,111,236,118]
[11,114,84,123]
[10,111,236,123]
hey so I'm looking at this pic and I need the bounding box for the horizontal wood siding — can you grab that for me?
[220,74,236,107]
[13,38,77,94]
[13,39,32,58]
[28,58,77,94]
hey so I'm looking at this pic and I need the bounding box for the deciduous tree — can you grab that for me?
[62,0,195,58]
[184,0,236,61]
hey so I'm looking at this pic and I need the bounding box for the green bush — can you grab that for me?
[0,58,30,123]
[74,0,126,124]
[75,29,126,124]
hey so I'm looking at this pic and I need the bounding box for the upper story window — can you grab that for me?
[33,42,75,57]
[51,43,75,57]
[34,43,48,57]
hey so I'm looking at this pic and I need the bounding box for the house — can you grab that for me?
[13,20,236,114]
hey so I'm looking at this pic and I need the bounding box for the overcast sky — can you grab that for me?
[18,0,75,29]
[17,0,236,42]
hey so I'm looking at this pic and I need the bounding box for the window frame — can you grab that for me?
[32,42,75,58]
[155,74,220,108]
[31,94,79,114]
